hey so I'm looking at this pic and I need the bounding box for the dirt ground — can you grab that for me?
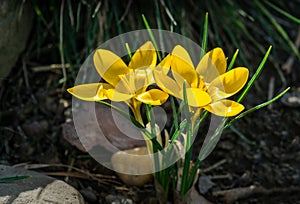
[1,47,300,204]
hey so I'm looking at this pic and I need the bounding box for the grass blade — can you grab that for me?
[200,12,209,59]
[125,43,132,59]
[168,119,187,146]
[227,49,239,71]
[264,1,300,24]
[237,46,272,102]
[227,87,290,129]
[255,0,300,59]
[0,176,31,183]
[211,0,249,67]
[229,125,256,146]
[142,14,162,61]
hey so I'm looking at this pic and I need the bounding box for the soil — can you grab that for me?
[1,48,300,204]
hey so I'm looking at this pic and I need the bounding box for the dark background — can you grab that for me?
[0,1,300,203]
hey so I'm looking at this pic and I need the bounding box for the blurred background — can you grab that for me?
[0,0,300,203]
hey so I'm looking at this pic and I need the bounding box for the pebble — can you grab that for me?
[80,186,98,203]
[198,175,215,194]
[111,147,153,186]
[105,194,133,204]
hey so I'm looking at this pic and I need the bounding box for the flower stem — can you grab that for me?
[187,158,201,189]
[131,100,144,126]
[180,121,193,196]
[180,81,193,196]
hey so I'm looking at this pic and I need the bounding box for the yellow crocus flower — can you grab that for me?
[154,45,249,117]
[68,41,170,125]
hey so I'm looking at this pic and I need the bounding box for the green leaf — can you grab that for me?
[226,87,290,129]
[125,43,132,60]
[168,119,187,148]
[200,12,209,59]
[237,46,272,102]
[264,0,300,24]
[227,49,239,71]
[0,176,31,183]
[142,14,162,61]
[255,0,300,59]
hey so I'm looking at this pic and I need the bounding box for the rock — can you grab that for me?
[0,165,85,204]
[105,194,133,204]
[0,0,34,85]
[80,186,98,203]
[63,102,146,153]
[198,175,215,194]
[111,147,153,186]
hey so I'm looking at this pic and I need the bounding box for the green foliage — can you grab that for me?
[0,175,31,183]
[24,0,298,86]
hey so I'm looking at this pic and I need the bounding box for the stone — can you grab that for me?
[80,186,98,203]
[0,165,85,204]
[62,102,146,152]
[111,147,153,186]
[0,0,34,85]
[105,194,133,204]
[198,175,215,194]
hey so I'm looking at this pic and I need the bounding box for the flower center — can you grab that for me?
[198,75,208,92]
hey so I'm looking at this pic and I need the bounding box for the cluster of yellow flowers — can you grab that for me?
[68,41,249,126]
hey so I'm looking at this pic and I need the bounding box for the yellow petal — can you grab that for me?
[105,88,134,101]
[171,45,198,87]
[67,83,112,101]
[93,49,129,86]
[136,89,169,105]
[208,67,249,101]
[157,54,171,75]
[204,100,245,117]
[153,70,182,99]
[128,41,157,69]
[185,88,211,107]
[196,48,227,83]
